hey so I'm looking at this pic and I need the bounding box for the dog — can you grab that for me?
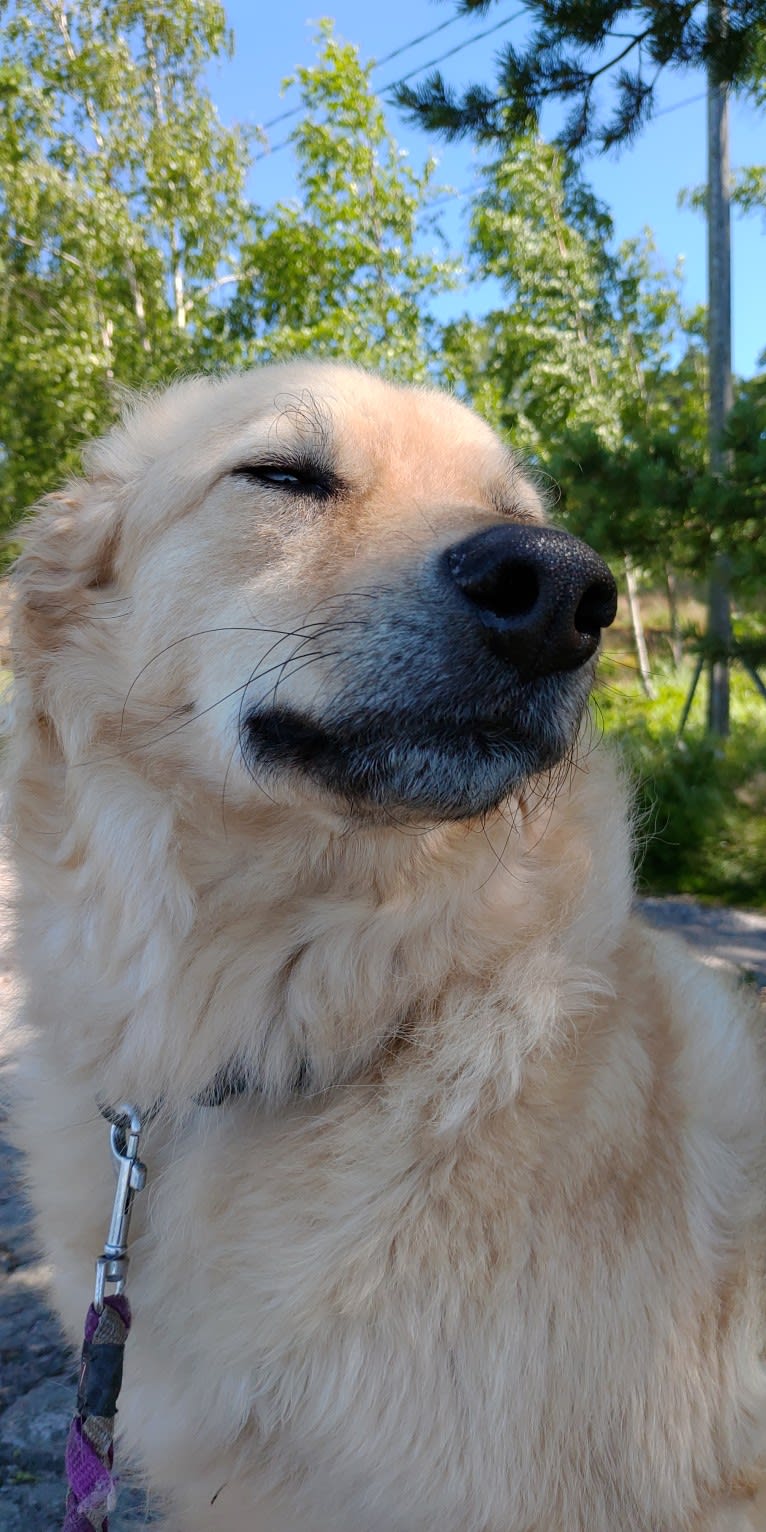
[6,363,765,1531]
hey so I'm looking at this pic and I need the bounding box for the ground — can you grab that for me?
[0,863,764,1531]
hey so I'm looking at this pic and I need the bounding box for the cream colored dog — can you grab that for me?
[7,363,766,1531]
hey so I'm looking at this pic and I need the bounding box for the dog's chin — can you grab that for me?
[241,700,586,822]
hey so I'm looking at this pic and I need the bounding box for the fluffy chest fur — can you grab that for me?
[121,1020,761,1532]
[13,754,766,1532]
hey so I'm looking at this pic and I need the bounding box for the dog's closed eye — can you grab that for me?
[231,460,339,503]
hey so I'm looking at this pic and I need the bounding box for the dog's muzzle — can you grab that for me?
[240,522,618,819]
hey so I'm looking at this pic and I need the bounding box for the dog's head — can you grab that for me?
[12,363,616,822]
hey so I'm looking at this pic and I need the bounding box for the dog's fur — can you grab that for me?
[6,363,766,1531]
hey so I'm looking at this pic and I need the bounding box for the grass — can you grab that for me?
[593,649,766,910]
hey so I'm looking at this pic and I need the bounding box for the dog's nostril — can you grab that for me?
[575,579,619,640]
[455,559,540,624]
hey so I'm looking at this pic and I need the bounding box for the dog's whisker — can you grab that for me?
[220,735,244,835]
[119,625,319,737]
[269,651,343,715]
[70,681,256,767]
[598,653,644,673]
[474,809,522,893]
[101,643,344,769]
[119,619,363,740]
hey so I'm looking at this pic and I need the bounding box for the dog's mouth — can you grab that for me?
[241,677,590,821]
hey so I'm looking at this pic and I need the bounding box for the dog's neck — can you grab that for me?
[15,737,633,1125]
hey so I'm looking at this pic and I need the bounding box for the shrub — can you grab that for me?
[593,660,766,908]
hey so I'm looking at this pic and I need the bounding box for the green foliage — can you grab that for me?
[437,137,711,574]
[439,136,623,453]
[230,24,458,380]
[0,10,461,542]
[400,0,765,747]
[436,128,764,590]
[732,163,766,222]
[0,3,762,613]
[547,294,708,572]
[552,372,766,590]
[549,427,695,569]
[0,0,250,532]
[595,661,766,907]
[396,1,766,153]
[694,374,766,587]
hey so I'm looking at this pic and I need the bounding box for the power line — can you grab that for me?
[653,90,707,119]
[425,91,708,211]
[254,9,526,162]
[379,9,526,94]
[253,13,699,169]
[260,12,466,133]
[428,184,479,212]
[371,14,466,73]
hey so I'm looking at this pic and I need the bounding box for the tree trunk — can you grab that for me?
[665,568,683,669]
[145,25,187,331]
[126,258,151,354]
[706,24,733,737]
[624,556,656,699]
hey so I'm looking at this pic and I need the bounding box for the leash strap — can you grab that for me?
[61,1108,146,1532]
[63,1296,131,1532]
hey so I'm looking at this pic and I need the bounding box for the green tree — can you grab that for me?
[547,242,709,575]
[439,136,707,569]
[0,0,250,531]
[437,135,713,693]
[395,0,766,152]
[440,136,623,456]
[230,23,458,380]
[695,372,766,589]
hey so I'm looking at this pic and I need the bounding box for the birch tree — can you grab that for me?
[230,23,458,381]
[0,0,249,528]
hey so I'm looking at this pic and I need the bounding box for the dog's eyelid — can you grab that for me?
[491,499,538,523]
[230,460,338,500]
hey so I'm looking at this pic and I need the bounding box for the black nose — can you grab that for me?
[445,523,617,679]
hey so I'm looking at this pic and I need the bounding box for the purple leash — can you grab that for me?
[63,1295,131,1531]
[62,1109,147,1532]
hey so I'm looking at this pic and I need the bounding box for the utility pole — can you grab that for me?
[706,26,733,736]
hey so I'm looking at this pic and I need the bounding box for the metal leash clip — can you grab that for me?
[93,1105,147,1313]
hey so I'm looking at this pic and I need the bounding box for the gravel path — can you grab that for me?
[638,895,766,991]
[0,882,764,1532]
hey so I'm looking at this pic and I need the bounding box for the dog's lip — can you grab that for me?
[245,705,531,748]
[358,691,581,742]
[430,714,526,734]
[243,669,591,746]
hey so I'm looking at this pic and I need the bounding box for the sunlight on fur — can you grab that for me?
[5,362,766,1531]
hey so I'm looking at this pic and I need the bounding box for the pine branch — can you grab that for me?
[397,0,766,152]
[395,75,511,140]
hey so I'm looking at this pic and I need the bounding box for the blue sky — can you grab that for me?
[207,1,765,377]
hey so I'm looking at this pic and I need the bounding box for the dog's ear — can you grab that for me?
[10,473,123,686]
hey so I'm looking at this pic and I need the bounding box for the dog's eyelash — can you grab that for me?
[231,462,337,501]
